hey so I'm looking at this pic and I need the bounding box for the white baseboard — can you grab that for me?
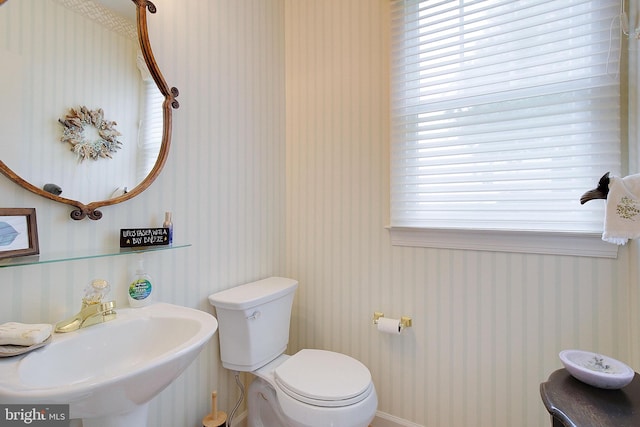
[371,411,423,427]
[228,410,421,427]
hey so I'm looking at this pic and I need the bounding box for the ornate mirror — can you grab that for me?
[0,0,178,220]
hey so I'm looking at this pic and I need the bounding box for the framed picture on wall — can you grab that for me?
[0,208,39,259]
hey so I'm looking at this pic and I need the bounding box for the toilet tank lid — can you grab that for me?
[208,277,298,310]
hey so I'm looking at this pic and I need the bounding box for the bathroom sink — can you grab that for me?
[559,349,635,389]
[0,302,218,427]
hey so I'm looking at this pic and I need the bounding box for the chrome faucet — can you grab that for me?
[55,279,117,333]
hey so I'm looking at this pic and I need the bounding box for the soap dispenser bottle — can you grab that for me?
[128,258,153,308]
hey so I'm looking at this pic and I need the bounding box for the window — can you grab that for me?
[390,0,622,256]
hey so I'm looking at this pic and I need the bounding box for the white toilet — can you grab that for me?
[208,277,377,427]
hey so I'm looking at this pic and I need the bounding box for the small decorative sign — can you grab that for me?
[120,228,170,248]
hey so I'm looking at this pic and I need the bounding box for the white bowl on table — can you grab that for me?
[559,349,635,390]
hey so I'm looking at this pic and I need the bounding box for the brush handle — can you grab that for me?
[211,391,218,418]
[203,390,226,427]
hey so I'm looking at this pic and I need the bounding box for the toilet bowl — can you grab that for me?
[249,351,377,427]
[208,277,377,427]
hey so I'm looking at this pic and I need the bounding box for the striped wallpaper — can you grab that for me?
[285,1,637,427]
[0,0,286,426]
[0,1,638,427]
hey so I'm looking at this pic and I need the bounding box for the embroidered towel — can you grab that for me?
[602,174,640,245]
[0,322,52,346]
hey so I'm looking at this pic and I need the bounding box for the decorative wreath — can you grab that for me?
[58,106,122,162]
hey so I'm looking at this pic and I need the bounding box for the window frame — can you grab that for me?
[388,226,618,258]
[388,0,625,258]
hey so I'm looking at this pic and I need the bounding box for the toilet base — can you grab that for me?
[248,377,291,427]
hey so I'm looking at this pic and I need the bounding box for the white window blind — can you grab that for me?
[137,79,164,182]
[390,0,622,233]
[136,51,164,183]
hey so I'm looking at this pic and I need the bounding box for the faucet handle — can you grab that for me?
[82,279,111,305]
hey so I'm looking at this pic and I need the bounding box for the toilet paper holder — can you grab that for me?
[373,312,412,329]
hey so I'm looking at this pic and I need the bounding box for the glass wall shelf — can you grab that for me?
[0,243,191,269]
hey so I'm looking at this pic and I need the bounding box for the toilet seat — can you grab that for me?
[274,349,373,408]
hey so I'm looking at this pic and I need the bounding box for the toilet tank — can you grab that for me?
[208,277,298,371]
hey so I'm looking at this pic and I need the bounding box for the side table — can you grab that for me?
[540,368,640,426]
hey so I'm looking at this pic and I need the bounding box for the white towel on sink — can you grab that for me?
[0,322,52,346]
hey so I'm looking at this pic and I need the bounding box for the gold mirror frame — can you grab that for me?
[0,0,179,220]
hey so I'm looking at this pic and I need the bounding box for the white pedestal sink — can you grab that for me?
[0,302,218,427]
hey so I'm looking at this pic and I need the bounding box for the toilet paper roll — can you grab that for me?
[377,317,402,335]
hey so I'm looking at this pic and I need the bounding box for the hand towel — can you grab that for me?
[0,322,52,346]
[602,174,640,245]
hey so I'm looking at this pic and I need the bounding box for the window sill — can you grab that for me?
[387,227,619,258]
